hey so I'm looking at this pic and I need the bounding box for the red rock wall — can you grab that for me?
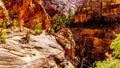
[3,0,50,29]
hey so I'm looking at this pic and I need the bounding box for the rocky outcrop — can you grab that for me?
[0,28,75,68]
[70,28,116,62]
[0,0,10,26]
[2,0,50,29]
[43,0,84,16]
[53,28,79,66]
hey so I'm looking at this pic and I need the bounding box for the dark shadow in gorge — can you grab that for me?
[70,14,120,68]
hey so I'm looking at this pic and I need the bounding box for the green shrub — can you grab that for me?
[0,20,6,29]
[0,20,6,44]
[47,8,74,33]
[12,19,18,28]
[0,29,6,44]
[25,30,30,43]
[33,19,42,35]
[110,34,120,57]
[93,33,120,68]
[93,58,120,68]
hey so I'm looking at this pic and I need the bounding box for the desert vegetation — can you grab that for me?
[0,0,120,68]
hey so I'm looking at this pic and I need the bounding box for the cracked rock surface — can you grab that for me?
[0,28,75,68]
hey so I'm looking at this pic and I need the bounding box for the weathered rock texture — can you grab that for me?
[0,0,10,26]
[2,0,50,29]
[0,28,75,68]
[43,0,84,16]
[74,0,120,23]
[53,28,79,66]
[70,27,120,62]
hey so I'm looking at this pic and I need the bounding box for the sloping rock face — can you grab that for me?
[0,28,75,68]
[3,0,50,29]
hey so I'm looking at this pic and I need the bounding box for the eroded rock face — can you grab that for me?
[70,28,114,62]
[43,0,84,16]
[3,0,50,29]
[0,28,75,68]
[53,28,79,66]
[0,0,10,26]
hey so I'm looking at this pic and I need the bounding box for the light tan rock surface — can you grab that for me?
[0,28,75,68]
